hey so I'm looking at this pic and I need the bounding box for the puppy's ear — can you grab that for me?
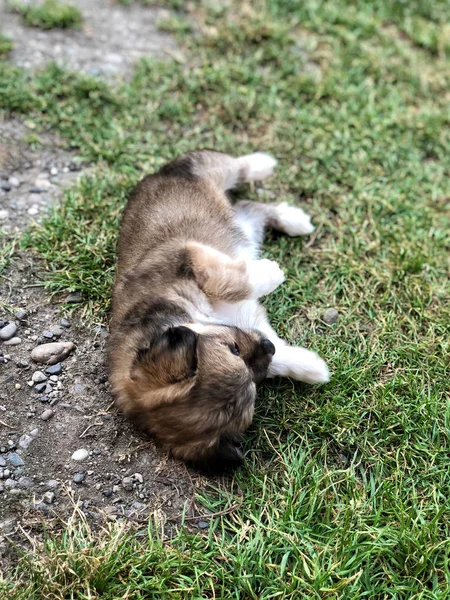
[190,436,244,474]
[134,326,198,383]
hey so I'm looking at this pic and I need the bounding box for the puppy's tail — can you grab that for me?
[158,149,277,192]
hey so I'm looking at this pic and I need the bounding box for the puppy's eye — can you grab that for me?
[230,342,240,356]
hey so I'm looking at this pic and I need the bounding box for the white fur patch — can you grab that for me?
[268,346,329,383]
[238,153,277,182]
[276,202,314,236]
[247,258,284,298]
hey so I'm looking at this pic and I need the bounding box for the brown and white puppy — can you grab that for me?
[108,150,329,472]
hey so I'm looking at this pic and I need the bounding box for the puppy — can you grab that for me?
[108,150,329,471]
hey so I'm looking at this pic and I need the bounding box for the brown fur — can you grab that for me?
[108,151,275,472]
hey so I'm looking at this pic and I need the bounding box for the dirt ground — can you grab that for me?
[0,1,202,567]
[0,0,181,78]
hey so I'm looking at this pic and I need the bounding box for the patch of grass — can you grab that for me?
[9,0,83,30]
[0,33,13,57]
[2,0,450,596]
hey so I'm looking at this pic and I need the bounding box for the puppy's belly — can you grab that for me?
[212,299,263,329]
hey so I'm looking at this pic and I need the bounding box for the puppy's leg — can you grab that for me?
[214,299,329,384]
[186,242,284,302]
[235,200,314,239]
[160,150,277,192]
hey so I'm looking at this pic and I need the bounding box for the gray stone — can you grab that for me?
[15,310,27,320]
[0,210,9,220]
[40,409,54,421]
[60,318,71,328]
[4,479,17,489]
[31,341,75,365]
[43,330,54,339]
[43,491,55,504]
[0,457,5,467]
[29,186,45,193]
[198,521,209,529]
[39,395,50,403]
[133,473,143,484]
[73,472,85,484]
[3,337,21,346]
[18,476,34,488]
[323,308,339,325]
[35,382,47,393]
[0,323,17,341]
[50,326,64,339]
[66,292,83,303]
[45,480,59,489]
[8,176,20,188]
[7,453,24,467]
[122,476,133,491]
[71,448,89,461]
[30,428,40,437]
[32,371,47,383]
[45,363,62,376]
[1,182,11,192]
[19,434,34,449]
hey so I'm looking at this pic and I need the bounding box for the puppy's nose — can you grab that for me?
[261,339,276,356]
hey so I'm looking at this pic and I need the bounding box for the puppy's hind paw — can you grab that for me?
[276,202,314,236]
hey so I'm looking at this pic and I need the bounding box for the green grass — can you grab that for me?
[0,33,13,57]
[9,0,83,30]
[2,0,450,596]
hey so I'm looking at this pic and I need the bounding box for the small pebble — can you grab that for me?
[39,395,50,403]
[323,308,339,325]
[102,488,113,497]
[35,382,47,393]
[198,521,209,529]
[50,167,58,176]
[0,457,5,467]
[43,330,54,339]
[43,491,55,504]
[27,206,39,216]
[1,182,11,192]
[0,323,18,341]
[8,176,20,187]
[40,409,54,421]
[45,363,62,375]
[0,209,9,220]
[15,383,21,390]
[49,375,58,382]
[122,476,133,491]
[29,186,45,193]
[32,371,47,383]
[50,326,64,339]
[71,448,89,461]
[15,310,27,320]
[60,318,71,328]
[7,453,24,467]
[4,337,21,346]
[73,472,85,484]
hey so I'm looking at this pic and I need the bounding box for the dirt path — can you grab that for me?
[0,0,180,78]
[0,1,199,565]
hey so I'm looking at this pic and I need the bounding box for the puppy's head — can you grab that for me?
[123,324,275,471]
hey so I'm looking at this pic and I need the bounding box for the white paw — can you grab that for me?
[276,202,314,236]
[269,346,329,383]
[247,258,285,298]
[238,153,277,182]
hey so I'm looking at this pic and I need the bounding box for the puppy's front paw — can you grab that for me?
[276,202,314,236]
[269,346,330,383]
[247,258,285,298]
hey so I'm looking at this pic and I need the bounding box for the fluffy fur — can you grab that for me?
[108,150,329,472]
